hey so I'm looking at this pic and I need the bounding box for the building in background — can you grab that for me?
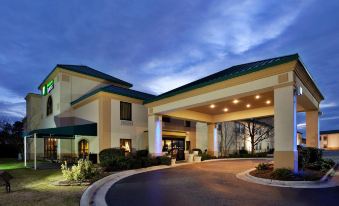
[320,130,339,150]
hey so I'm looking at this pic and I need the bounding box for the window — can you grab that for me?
[78,139,89,158]
[47,96,53,116]
[120,102,132,121]
[120,139,132,153]
[186,141,191,151]
[162,116,171,123]
[323,136,328,141]
[184,120,191,127]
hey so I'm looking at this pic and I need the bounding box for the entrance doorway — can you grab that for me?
[162,137,185,160]
[44,138,57,160]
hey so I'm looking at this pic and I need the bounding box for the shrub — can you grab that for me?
[298,146,323,170]
[267,148,274,154]
[99,148,125,167]
[201,153,216,161]
[61,159,97,182]
[270,168,294,180]
[156,156,171,165]
[306,158,335,172]
[256,163,272,171]
[136,150,149,158]
[239,149,248,155]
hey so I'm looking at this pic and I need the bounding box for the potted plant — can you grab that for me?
[170,148,178,166]
[193,155,202,162]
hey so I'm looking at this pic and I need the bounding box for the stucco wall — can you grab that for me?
[196,122,208,151]
[110,99,148,151]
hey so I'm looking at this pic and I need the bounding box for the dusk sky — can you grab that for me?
[0,1,338,133]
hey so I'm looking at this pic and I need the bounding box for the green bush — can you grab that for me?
[306,158,335,172]
[298,146,323,170]
[99,148,125,167]
[156,156,171,165]
[201,153,216,161]
[270,168,294,180]
[239,149,248,155]
[61,159,97,182]
[136,150,149,158]
[256,163,272,171]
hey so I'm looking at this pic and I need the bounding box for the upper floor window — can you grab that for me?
[47,96,53,116]
[120,101,132,121]
[184,120,191,127]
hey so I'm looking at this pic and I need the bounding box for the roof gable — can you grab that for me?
[39,64,132,89]
[71,85,155,106]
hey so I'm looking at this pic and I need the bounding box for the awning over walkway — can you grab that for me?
[27,123,97,138]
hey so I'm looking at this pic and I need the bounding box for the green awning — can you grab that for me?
[27,123,97,139]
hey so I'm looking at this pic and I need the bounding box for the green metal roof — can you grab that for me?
[144,54,304,104]
[39,64,132,89]
[320,130,339,135]
[27,123,97,138]
[71,85,156,106]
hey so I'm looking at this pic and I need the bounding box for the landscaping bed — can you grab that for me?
[249,146,337,181]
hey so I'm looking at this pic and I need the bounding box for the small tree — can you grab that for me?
[239,118,274,155]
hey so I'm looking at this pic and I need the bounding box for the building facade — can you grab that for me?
[320,130,339,150]
[25,54,324,172]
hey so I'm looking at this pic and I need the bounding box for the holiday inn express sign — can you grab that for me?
[42,80,54,96]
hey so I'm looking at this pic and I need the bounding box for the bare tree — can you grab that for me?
[218,122,238,156]
[239,119,274,155]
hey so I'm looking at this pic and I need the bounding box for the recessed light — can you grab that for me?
[233,99,239,104]
[255,95,260,99]
[210,104,215,108]
[223,108,228,112]
[266,100,271,104]
[246,104,251,108]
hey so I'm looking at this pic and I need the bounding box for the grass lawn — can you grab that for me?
[0,159,86,206]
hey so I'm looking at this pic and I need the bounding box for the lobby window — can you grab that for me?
[120,139,132,153]
[120,101,132,121]
[184,120,191,127]
[47,96,53,116]
[44,138,57,159]
[163,116,171,123]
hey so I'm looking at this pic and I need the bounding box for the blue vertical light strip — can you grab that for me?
[293,92,298,173]
[155,115,162,155]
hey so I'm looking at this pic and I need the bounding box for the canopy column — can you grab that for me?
[24,136,27,168]
[34,133,37,170]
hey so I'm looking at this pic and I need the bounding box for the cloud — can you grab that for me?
[297,122,306,129]
[198,0,307,54]
[0,102,25,119]
[0,86,25,104]
[320,102,337,109]
[320,116,339,121]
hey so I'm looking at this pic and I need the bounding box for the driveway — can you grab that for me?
[105,159,339,206]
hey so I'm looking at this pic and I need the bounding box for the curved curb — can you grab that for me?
[236,165,338,188]
[80,158,272,206]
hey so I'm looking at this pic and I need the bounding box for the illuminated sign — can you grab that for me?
[42,80,54,96]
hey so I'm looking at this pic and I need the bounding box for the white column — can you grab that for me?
[274,86,298,173]
[148,114,162,156]
[34,133,37,170]
[24,136,27,167]
[208,123,218,157]
[306,110,320,148]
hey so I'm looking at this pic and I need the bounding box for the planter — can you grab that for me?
[171,158,176,166]
[185,153,189,161]
[194,156,202,162]
[188,154,194,163]
[193,151,199,156]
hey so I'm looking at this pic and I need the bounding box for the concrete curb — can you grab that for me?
[80,158,272,206]
[236,164,338,188]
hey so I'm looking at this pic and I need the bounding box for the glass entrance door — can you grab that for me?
[162,137,185,160]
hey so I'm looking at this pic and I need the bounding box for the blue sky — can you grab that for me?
[0,0,338,132]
